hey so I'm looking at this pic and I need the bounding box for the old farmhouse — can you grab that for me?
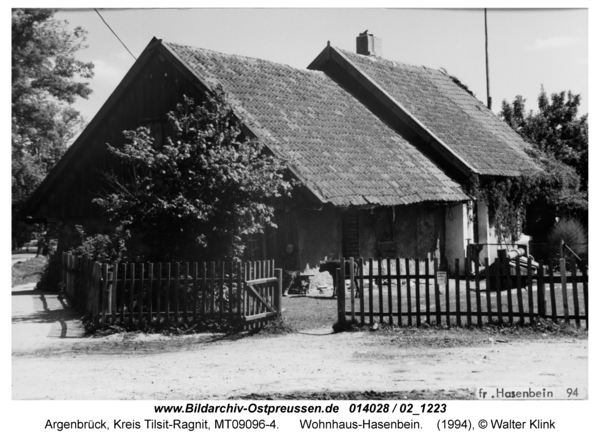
[20,33,538,273]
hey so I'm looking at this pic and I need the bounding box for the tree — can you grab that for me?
[500,87,588,192]
[94,89,293,261]
[499,88,588,239]
[12,9,94,247]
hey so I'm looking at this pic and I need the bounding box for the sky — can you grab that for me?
[53,7,589,125]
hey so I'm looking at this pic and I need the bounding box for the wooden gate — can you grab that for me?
[243,270,282,327]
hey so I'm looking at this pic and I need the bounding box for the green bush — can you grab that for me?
[548,219,588,258]
[70,225,129,263]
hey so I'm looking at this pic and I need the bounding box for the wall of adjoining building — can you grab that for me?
[357,204,445,261]
[295,205,342,270]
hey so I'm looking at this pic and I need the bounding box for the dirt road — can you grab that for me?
[12,285,587,400]
[12,292,588,399]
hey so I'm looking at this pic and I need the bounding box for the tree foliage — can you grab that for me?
[500,88,588,192]
[12,9,94,246]
[94,89,292,261]
[497,87,588,240]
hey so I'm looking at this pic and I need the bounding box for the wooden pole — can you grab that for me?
[485,8,492,110]
[337,267,345,324]
[274,268,282,314]
[350,257,355,322]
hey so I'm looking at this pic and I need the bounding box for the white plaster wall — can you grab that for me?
[445,202,474,274]
[477,201,492,262]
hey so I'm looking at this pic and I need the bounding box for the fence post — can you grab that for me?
[349,257,355,323]
[337,266,346,325]
[274,268,282,314]
[101,264,108,325]
[559,240,565,259]
[559,258,569,325]
[537,261,546,318]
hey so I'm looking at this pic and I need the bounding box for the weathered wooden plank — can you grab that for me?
[156,263,162,323]
[244,311,279,322]
[210,262,215,316]
[445,259,450,327]
[359,258,365,326]
[462,258,467,327]
[547,262,556,322]
[245,277,278,286]
[582,261,588,330]
[193,262,198,322]
[378,258,384,324]
[559,259,569,324]
[415,258,421,327]
[129,263,135,325]
[274,268,282,313]
[338,262,346,324]
[184,262,189,322]
[387,258,393,325]
[228,261,234,317]
[236,261,243,318]
[110,261,118,325]
[148,263,154,322]
[434,258,441,325]
[350,257,356,323]
[537,260,546,318]
[165,263,171,323]
[474,258,482,327]
[395,258,402,326]
[484,258,492,324]
[139,263,144,320]
[368,258,374,326]
[425,258,431,326]
[174,262,180,322]
[405,259,412,326]
[244,262,250,319]
[503,255,513,324]
[571,258,580,328]
[202,262,207,317]
[527,258,534,324]
[120,263,127,323]
[93,262,101,326]
[219,262,225,317]
[495,259,503,324]
[101,264,109,325]
[515,258,524,325]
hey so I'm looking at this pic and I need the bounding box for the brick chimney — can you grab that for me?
[356,31,382,56]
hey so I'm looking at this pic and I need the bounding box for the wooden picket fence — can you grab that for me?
[61,252,282,330]
[337,256,588,329]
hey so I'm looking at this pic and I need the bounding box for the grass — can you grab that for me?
[11,256,48,287]
[281,293,338,331]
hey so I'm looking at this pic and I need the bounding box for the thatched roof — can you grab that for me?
[336,49,539,177]
[165,42,469,206]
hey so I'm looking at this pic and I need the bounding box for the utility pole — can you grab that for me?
[485,8,492,110]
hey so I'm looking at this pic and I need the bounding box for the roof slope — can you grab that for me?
[337,49,539,177]
[165,42,468,206]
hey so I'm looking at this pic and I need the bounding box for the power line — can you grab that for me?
[94,9,137,61]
